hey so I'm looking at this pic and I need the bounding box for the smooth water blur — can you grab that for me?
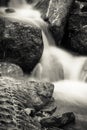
[53,80,87,105]
[53,80,87,130]
[34,31,87,82]
[0,0,44,28]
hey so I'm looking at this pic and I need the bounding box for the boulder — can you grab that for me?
[47,0,74,45]
[0,76,54,129]
[0,76,54,110]
[0,16,43,73]
[0,62,23,78]
[65,0,87,54]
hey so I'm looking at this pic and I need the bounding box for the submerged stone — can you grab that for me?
[5,8,15,13]
[0,17,43,73]
[0,0,9,6]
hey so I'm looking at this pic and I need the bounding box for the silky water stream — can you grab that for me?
[1,0,87,129]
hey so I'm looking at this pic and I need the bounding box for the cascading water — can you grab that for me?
[1,1,87,129]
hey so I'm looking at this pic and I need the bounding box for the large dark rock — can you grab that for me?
[47,0,74,45]
[0,17,43,73]
[0,76,54,129]
[64,0,87,55]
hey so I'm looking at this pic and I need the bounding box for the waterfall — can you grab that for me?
[32,28,86,81]
[1,1,87,124]
[1,0,87,82]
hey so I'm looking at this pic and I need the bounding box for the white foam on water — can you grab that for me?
[53,80,87,105]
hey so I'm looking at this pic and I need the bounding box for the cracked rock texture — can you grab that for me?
[0,76,54,129]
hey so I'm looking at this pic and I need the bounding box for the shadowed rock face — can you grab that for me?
[0,0,9,6]
[47,0,74,46]
[0,17,43,73]
[63,0,87,55]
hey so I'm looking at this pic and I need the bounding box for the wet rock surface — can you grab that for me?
[40,112,75,129]
[47,0,74,45]
[0,17,43,73]
[0,77,54,110]
[64,0,87,54]
[0,76,54,130]
[0,62,23,78]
